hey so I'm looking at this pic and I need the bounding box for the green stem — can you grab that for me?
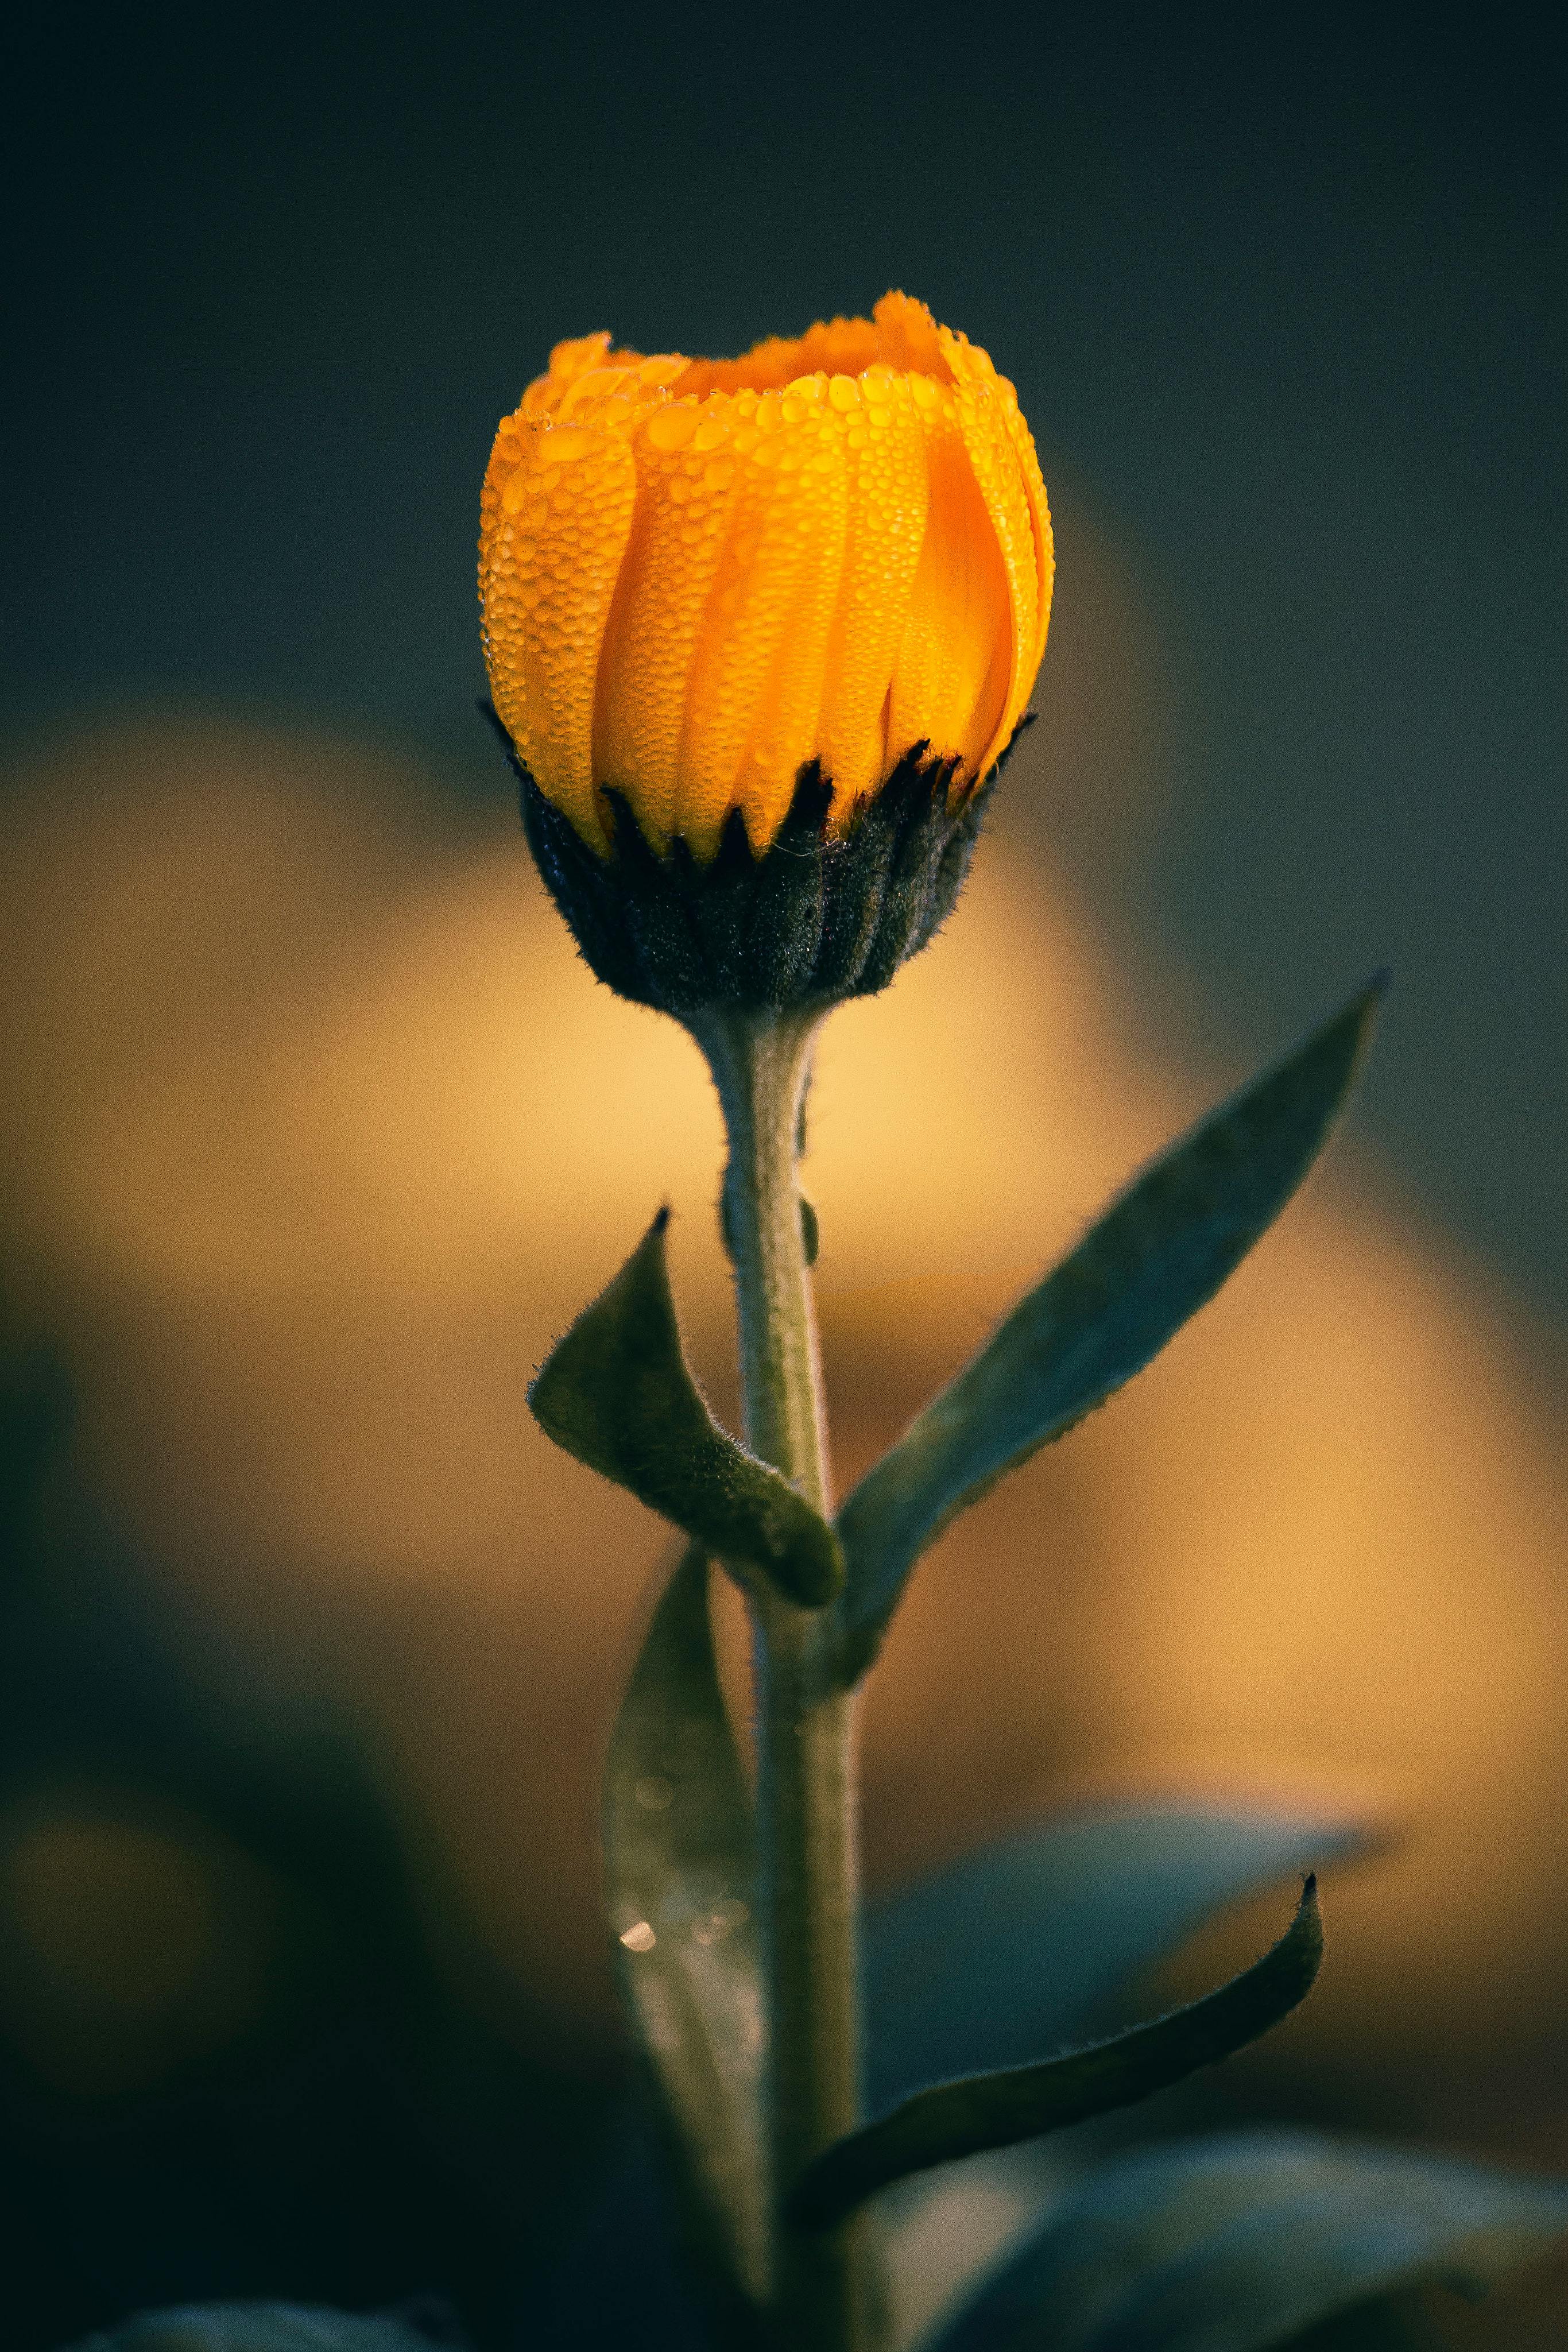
[691,1007,873,2352]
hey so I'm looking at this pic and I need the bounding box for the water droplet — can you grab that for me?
[620,1920,657,1952]
[645,403,699,451]
[636,354,689,393]
[540,425,598,463]
[557,367,629,417]
[636,1775,675,1811]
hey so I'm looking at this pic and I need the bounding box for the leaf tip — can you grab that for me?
[1343,968,1391,1048]
[1338,971,1391,1049]
[1290,1871,1326,1990]
[625,1201,676,1295]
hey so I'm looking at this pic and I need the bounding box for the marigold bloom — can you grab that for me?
[479,292,1052,864]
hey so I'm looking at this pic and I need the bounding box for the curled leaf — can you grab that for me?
[867,1806,1367,2111]
[530,1209,842,1606]
[834,977,1387,1680]
[792,1880,1323,2230]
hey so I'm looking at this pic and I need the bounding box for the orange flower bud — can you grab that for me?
[479,294,1052,1016]
[481,292,1051,857]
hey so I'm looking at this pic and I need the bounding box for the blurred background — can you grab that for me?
[0,2,1563,2345]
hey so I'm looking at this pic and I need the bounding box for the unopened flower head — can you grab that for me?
[479,293,1053,1016]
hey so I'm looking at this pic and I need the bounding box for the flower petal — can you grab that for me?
[812,370,931,817]
[479,414,638,844]
[998,371,1055,688]
[886,381,1012,782]
[591,396,750,845]
[674,383,849,857]
[939,325,1042,775]
[522,331,614,419]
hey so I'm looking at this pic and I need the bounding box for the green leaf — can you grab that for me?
[867,1806,1367,2110]
[530,1208,842,1606]
[791,1879,1323,2231]
[834,977,1387,1679]
[62,2310,434,2352]
[922,2129,1568,2350]
[603,1542,768,2303]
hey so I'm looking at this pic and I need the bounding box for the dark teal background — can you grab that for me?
[3,0,1562,1317]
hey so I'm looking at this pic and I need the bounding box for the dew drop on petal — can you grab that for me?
[645,403,699,451]
[540,425,598,462]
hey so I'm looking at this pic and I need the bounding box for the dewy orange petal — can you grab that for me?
[479,413,637,842]
[591,394,742,845]
[813,372,930,817]
[996,372,1055,684]
[675,385,849,857]
[522,331,613,419]
[938,325,1040,776]
[886,380,1012,778]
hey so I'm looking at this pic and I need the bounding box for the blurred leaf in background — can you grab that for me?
[0,1297,617,2348]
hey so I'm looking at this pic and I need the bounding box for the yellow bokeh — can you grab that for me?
[1,702,1565,2136]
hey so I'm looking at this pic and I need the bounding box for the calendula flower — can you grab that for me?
[479,293,1052,1016]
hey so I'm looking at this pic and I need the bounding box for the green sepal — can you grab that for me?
[60,2308,435,2352]
[833,976,1387,1681]
[603,1544,768,2304]
[922,2128,1568,2351]
[530,1209,842,1606]
[790,1878,1323,2230]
